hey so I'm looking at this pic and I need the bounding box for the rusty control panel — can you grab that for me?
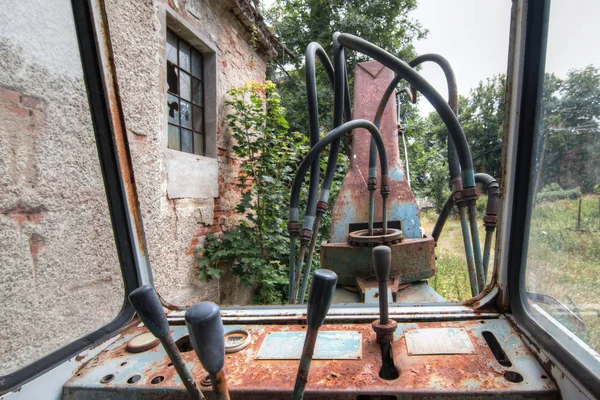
[63,317,557,399]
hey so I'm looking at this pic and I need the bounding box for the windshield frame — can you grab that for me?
[504,0,600,397]
[0,0,144,394]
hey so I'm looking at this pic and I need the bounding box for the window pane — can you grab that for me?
[192,105,203,132]
[192,78,203,106]
[166,30,178,64]
[192,49,203,78]
[194,132,204,155]
[180,100,192,129]
[181,128,193,153]
[167,62,178,95]
[179,41,191,72]
[180,71,191,101]
[167,94,179,125]
[168,125,181,150]
[0,0,124,374]
[525,0,600,353]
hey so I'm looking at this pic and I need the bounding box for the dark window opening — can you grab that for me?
[166,29,205,156]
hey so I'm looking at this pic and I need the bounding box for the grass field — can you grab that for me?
[421,196,600,353]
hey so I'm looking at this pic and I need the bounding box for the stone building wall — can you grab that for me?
[0,0,124,375]
[104,0,270,305]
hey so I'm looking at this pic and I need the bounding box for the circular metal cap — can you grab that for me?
[348,228,403,247]
[224,329,251,353]
[126,332,160,353]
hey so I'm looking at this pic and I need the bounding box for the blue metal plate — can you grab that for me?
[256,331,362,360]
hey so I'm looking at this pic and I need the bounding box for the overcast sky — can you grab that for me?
[264,1,600,116]
[411,0,600,116]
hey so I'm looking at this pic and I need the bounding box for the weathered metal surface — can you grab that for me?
[395,281,446,304]
[321,236,436,286]
[329,61,422,245]
[256,332,362,360]
[63,317,558,399]
[405,328,476,355]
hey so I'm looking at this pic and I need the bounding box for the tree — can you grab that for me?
[264,0,426,135]
[406,75,506,207]
[539,66,600,193]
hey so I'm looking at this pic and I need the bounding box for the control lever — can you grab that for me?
[371,246,399,380]
[185,302,231,400]
[293,269,338,400]
[128,285,204,400]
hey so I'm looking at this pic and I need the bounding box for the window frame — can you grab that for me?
[505,0,600,397]
[161,7,219,200]
[166,28,206,156]
[0,0,145,394]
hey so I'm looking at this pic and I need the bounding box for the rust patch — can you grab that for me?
[1,203,47,226]
[28,233,45,257]
[94,0,147,256]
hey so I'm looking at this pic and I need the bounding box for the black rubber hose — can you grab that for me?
[408,54,461,188]
[304,42,335,230]
[475,173,500,216]
[289,119,388,221]
[432,195,455,242]
[317,33,347,206]
[335,33,475,186]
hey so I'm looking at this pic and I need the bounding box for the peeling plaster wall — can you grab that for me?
[0,0,123,375]
[104,0,267,305]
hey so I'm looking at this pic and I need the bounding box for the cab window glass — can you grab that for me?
[525,0,600,353]
[0,0,124,375]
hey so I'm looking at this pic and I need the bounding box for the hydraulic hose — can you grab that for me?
[432,195,455,242]
[289,119,388,301]
[408,54,461,189]
[292,43,336,304]
[335,33,475,188]
[317,34,347,208]
[475,173,499,281]
[368,74,402,235]
[295,36,352,303]
[303,42,335,233]
[289,119,389,223]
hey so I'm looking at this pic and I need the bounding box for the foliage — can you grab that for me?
[403,110,450,211]
[264,0,427,135]
[541,182,562,193]
[405,75,506,209]
[538,66,600,193]
[536,187,581,203]
[197,81,309,304]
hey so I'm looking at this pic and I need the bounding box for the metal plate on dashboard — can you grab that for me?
[256,331,362,359]
[405,328,475,355]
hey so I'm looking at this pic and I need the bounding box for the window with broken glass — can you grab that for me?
[166,29,205,155]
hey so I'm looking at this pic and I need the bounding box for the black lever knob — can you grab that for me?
[185,302,230,400]
[128,285,170,338]
[307,269,338,329]
[293,269,337,400]
[185,302,225,374]
[129,285,204,399]
[373,245,391,283]
[372,245,391,325]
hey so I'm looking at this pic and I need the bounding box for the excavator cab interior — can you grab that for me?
[1,0,599,399]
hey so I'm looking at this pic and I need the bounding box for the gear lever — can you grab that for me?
[292,269,338,400]
[371,245,399,379]
[185,302,231,400]
[128,285,204,400]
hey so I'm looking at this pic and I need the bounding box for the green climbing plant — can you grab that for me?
[197,81,309,304]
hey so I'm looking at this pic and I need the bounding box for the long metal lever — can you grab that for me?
[129,285,204,400]
[293,269,337,400]
[185,302,230,400]
[371,246,399,380]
